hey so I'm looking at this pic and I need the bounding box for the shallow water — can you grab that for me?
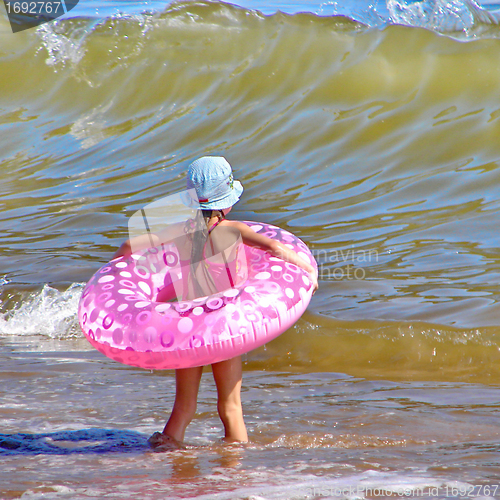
[2,336,500,499]
[2,0,500,497]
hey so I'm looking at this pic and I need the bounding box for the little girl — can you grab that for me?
[115,156,318,448]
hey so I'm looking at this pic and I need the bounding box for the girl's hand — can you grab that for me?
[307,266,318,295]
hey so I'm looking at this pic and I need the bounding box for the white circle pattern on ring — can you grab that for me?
[207,297,223,310]
[98,275,115,283]
[193,307,204,316]
[155,303,171,312]
[138,282,152,295]
[255,271,271,280]
[178,317,194,333]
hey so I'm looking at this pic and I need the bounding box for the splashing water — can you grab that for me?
[386,0,499,36]
[0,283,84,338]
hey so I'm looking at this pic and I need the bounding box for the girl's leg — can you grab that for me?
[162,366,204,442]
[211,356,248,442]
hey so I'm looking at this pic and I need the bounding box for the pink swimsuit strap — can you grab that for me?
[207,216,224,235]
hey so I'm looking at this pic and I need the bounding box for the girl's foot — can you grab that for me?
[147,432,182,450]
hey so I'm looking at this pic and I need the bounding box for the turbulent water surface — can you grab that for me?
[2,0,500,498]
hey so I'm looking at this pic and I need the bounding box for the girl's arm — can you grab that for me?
[225,220,318,293]
[112,222,187,260]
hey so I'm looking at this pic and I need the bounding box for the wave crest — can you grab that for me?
[386,0,498,37]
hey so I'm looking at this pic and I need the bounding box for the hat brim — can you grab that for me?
[198,180,243,210]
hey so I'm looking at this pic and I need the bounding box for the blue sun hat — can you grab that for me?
[186,156,243,210]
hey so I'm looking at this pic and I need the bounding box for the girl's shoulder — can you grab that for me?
[219,219,255,236]
[212,219,246,237]
[219,219,244,229]
[220,219,275,249]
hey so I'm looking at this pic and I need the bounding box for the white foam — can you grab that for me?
[181,471,476,500]
[0,283,84,339]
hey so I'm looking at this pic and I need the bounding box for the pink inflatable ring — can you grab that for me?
[78,221,316,370]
